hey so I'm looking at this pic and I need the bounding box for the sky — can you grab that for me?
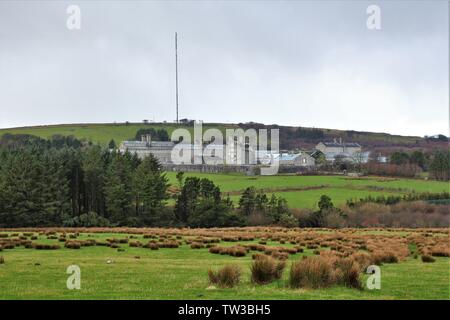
[0,0,448,137]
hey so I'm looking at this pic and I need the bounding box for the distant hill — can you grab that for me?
[0,122,447,154]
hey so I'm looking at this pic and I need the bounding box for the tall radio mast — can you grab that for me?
[175,32,179,123]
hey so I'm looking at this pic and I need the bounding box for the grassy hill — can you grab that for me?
[0,122,440,151]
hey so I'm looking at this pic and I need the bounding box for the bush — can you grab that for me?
[190,242,205,249]
[63,212,110,227]
[421,255,436,263]
[129,241,142,247]
[208,265,241,288]
[251,255,285,284]
[278,214,298,228]
[289,256,333,289]
[33,243,60,250]
[371,251,398,265]
[65,241,81,249]
[143,242,159,250]
[209,246,222,254]
[334,258,362,289]
[228,246,247,257]
[160,240,179,248]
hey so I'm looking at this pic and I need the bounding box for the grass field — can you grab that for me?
[0,123,238,146]
[165,173,449,209]
[0,123,424,147]
[0,228,448,300]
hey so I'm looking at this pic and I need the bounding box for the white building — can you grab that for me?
[315,140,369,163]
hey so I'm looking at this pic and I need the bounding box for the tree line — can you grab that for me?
[0,134,448,228]
[0,134,293,227]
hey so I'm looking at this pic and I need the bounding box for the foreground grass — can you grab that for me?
[0,232,448,300]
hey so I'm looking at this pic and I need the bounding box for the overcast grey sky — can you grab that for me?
[0,0,448,136]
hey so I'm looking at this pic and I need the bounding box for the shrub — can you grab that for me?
[334,258,362,289]
[33,243,60,250]
[228,246,247,257]
[209,246,222,254]
[190,242,205,249]
[430,246,450,257]
[274,260,286,280]
[144,243,159,250]
[160,240,179,248]
[278,214,298,228]
[65,241,81,249]
[251,256,285,284]
[208,265,241,288]
[370,251,398,265]
[289,256,333,289]
[129,241,142,247]
[271,251,289,261]
[252,253,265,260]
[421,255,435,263]
[63,211,110,227]
[350,251,372,270]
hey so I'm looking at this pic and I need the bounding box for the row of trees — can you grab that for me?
[0,134,448,227]
[388,150,450,180]
[0,136,295,228]
[429,150,450,180]
[0,144,170,227]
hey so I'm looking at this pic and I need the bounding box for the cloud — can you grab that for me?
[0,0,448,136]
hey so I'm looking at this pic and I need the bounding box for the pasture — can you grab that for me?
[0,227,449,300]
[165,173,449,209]
[0,123,421,146]
[0,123,237,146]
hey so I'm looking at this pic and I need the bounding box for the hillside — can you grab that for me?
[0,122,447,153]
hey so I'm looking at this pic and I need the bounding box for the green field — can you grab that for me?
[0,231,448,300]
[0,123,238,146]
[165,173,449,209]
[0,123,423,146]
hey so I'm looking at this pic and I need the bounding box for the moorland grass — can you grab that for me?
[0,230,448,300]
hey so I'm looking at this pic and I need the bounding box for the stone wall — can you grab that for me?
[162,164,260,175]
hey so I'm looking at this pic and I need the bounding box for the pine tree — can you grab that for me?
[133,155,169,225]
[104,153,133,224]
[82,146,106,215]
